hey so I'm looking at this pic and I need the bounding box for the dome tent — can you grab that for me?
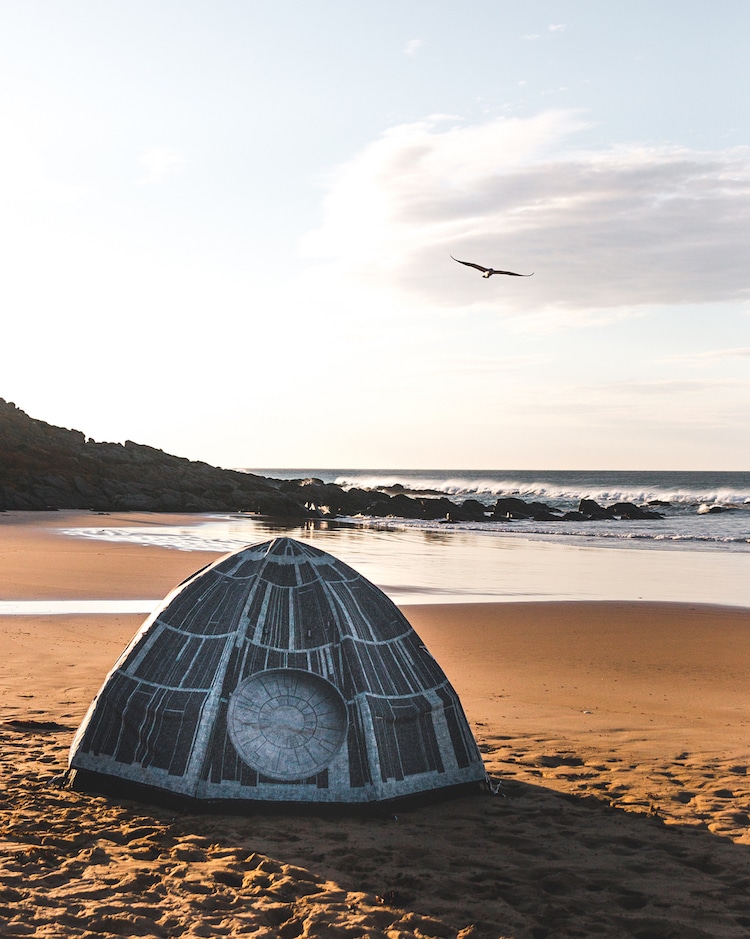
[69,537,486,805]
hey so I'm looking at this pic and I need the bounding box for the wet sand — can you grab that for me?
[2,512,750,938]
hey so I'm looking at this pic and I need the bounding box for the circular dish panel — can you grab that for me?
[227,669,348,781]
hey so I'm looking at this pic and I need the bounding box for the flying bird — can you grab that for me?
[451,255,533,278]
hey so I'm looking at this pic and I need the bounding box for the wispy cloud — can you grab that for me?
[511,376,750,432]
[137,147,187,185]
[662,346,750,365]
[302,111,750,320]
[524,25,564,42]
[599,378,736,395]
[403,38,424,56]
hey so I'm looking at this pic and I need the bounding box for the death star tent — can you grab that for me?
[69,536,486,805]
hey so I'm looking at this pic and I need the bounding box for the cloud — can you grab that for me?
[510,376,750,433]
[137,147,187,185]
[602,378,736,395]
[403,38,424,56]
[548,23,566,32]
[302,111,750,319]
[662,346,750,364]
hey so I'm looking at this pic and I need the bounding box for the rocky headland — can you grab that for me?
[0,398,664,523]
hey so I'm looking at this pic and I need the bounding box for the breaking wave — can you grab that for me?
[238,468,750,553]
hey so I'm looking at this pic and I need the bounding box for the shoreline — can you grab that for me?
[2,512,750,937]
[3,509,749,608]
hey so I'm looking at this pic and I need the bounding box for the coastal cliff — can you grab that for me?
[0,399,301,515]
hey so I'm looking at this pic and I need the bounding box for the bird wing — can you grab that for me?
[451,255,490,273]
[490,270,534,277]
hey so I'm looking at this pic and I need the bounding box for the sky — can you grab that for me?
[2,0,749,471]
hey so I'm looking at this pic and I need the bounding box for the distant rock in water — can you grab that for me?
[492,497,560,521]
[608,501,665,520]
[454,499,489,522]
[577,498,664,521]
[578,498,616,519]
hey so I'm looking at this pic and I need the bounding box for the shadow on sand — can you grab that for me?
[3,723,750,939]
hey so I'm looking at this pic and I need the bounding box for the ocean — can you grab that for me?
[52,468,750,609]
[247,468,750,552]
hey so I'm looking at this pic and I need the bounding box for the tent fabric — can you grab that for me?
[69,537,486,803]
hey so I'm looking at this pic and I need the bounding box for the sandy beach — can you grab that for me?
[2,513,750,938]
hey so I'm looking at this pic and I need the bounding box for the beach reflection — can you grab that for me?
[59,515,750,608]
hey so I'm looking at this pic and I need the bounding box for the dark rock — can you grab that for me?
[388,493,424,518]
[452,499,489,522]
[365,499,393,518]
[609,501,664,520]
[246,492,308,517]
[492,497,559,521]
[290,480,368,517]
[151,489,184,511]
[527,501,561,521]
[418,497,457,520]
[72,475,98,497]
[578,498,616,519]
[118,494,160,511]
[345,487,372,511]
[42,474,74,492]
[279,477,326,491]
[577,499,664,521]
[492,497,537,519]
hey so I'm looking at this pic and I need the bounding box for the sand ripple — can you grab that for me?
[3,722,750,939]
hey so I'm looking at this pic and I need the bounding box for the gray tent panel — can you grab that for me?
[69,537,486,803]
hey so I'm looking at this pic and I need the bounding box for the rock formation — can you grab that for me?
[0,398,665,524]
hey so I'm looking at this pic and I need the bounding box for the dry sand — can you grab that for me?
[2,512,750,938]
